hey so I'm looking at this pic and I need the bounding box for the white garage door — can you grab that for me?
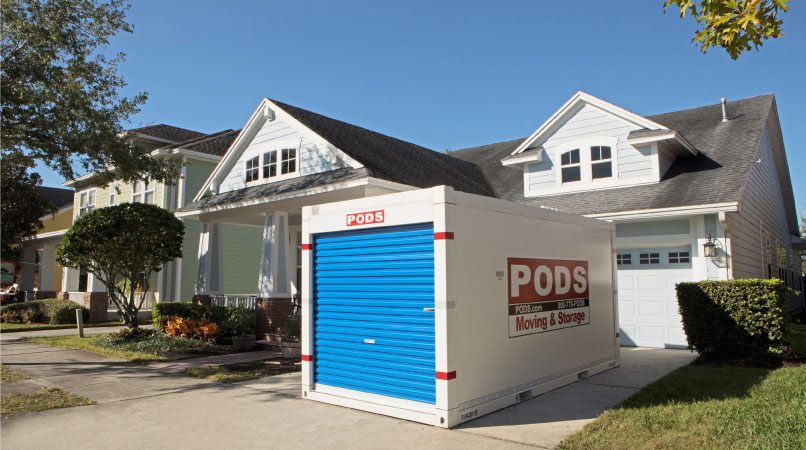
[616,247,692,348]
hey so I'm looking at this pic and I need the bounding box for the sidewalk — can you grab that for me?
[0,325,151,342]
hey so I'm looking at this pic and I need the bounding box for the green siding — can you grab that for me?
[183,160,217,204]
[221,224,263,294]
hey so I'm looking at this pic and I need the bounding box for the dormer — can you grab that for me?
[502,92,697,197]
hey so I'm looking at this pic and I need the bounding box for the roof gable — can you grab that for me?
[511,91,668,156]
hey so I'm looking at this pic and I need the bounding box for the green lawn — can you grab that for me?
[559,325,806,450]
[29,334,172,365]
[1,388,94,415]
[185,358,301,383]
[1,320,151,332]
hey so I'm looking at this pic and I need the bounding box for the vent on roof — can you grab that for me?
[721,98,728,123]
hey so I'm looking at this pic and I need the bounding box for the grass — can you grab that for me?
[1,365,30,383]
[185,358,301,383]
[1,388,94,415]
[1,319,151,332]
[558,363,806,450]
[29,334,171,364]
[29,332,236,365]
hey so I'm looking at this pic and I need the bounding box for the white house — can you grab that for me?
[177,92,803,347]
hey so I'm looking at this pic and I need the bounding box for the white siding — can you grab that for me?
[727,120,796,287]
[526,103,658,195]
[658,148,675,178]
[218,116,349,194]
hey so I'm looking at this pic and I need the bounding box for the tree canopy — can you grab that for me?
[1,0,177,185]
[0,159,55,260]
[664,0,789,60]
[56,203,185,327]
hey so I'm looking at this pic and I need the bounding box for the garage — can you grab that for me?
[616,246,692,348]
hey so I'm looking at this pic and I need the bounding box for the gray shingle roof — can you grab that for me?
[165,129,240,157]
[129,124,205,143]
[451,94,775,215]
[176,168,369,213]
[37,186,73,208]
[271,100,495,197]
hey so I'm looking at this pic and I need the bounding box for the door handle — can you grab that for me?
[423,307,435,312]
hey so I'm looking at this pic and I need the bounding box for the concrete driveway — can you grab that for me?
[1,343,696,450]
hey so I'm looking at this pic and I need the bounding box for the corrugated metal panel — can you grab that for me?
[313,223,436,404]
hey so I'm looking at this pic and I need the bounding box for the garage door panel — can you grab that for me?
[313,223,437,405]
[617,250,692,348]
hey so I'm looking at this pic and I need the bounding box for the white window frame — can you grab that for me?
[553,137,620,187]
[132,180,155,204]
[590,145,613,180]
[109,182,116,206]
[262,150,277,179]
[668,250,691,265]
[560,149,581,184]
[639,251,661,265]
[245,156,260,183]
[616,252,632,266]
[79,189,96,216]
[280,147,297,175]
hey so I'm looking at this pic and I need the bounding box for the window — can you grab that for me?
[617,253,632,266]
[132,180,155,204]
[245,156,259,182]
[668,251,690,264]
[560,149,581,183]
[109,182,116,206]
[281,148,297,175]
[79,190,96,216]
[639,252,660,265]
[590,146,612,179]
[263,151,277,179]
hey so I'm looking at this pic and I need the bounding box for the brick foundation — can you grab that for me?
[55,292,69,300]
[35,291,58,299]
[83,292,109,323]
[255,298,294,340]
[193,295,211,306]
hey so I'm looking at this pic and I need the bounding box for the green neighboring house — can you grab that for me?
[54,125,262,313]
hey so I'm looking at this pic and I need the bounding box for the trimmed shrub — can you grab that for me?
[153,302,255,337]
[677,279,788,358]
[0,299,89,324]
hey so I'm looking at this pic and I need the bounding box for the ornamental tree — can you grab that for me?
[1,159,55,259]
[56,203,184,327]
[664,0,790,60]
[1,0,178,185]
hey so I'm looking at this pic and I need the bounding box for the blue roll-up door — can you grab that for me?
[313,223,436,404]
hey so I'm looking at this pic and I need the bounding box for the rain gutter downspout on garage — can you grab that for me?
[719,212,731,279]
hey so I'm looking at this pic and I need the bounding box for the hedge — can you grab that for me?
[676,279,788,358]
[0,299,89,325]
[152,302,256,337]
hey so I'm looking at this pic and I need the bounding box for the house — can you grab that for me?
[54,124,263,317]
[178,92,802,348]
[18,187,75,298]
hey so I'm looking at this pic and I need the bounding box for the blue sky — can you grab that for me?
[34,0,804,217]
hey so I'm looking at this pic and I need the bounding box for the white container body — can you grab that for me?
[301,186,619,428]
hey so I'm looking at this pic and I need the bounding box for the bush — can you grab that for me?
[109,327,155,341]
[282,314,301,342]
[152,302,255,337]
[97,331,214,354]
[677,279,789,358]
[0,299,88,325]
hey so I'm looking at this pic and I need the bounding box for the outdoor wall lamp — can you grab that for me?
[703,233,718,258]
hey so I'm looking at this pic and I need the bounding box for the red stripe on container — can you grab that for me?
[436,371,456,380]
[434,232,454,241]
[301,354,313,361]
[301,244,312,250]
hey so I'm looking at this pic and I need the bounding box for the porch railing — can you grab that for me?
[109,292,156,311]
[210,294,258,310]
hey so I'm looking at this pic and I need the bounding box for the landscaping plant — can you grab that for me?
[162,316,220,342]
[56,203,184,328]
[677,279,789,358]
[0,299,88,325]
[153,302,255,337]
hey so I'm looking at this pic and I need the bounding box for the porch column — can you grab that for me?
[62,267,80,292]
[195,222,223,295]
[258,212,292,297]
[38,244,56,291]
[19,245,36,291]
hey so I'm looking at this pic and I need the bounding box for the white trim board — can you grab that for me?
[587,202,739,221]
